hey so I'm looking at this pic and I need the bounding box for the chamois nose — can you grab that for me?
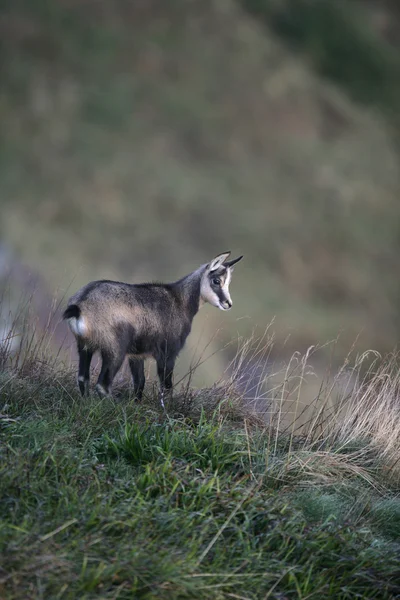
[223,299,232,310]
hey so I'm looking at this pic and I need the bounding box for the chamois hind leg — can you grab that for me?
[96,349,126,398]
[156,354,176,409]
[77,342,93,397]
[128,358,145,401]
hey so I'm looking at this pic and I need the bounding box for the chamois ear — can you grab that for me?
[208,251,231,272]
[224,255,243,270]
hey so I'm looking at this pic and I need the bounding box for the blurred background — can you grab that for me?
[1,0,400,388]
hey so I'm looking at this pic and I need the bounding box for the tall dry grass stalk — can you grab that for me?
[0,285,71,377]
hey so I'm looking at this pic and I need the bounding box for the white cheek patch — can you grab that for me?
[68,316,88,337]
[200,278,221,307]
[206,289,221,307]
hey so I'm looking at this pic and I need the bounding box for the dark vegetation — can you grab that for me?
[243,0,400,117]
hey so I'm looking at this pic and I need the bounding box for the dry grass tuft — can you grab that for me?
[225,330,400,486]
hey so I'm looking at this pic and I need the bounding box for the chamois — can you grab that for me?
[63,251,243,402]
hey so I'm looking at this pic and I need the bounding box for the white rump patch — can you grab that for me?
[68,316,88,337]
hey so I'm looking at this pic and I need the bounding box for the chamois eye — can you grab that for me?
[212,278,221,286]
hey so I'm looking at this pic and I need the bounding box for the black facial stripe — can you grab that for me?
[217,288,227,303]
[209,267,227,288]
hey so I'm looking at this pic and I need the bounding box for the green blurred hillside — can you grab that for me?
[1,0,400,382]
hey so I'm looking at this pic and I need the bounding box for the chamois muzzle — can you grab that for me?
[221,299,232,310]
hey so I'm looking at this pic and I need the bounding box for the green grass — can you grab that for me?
[1,359,400,599]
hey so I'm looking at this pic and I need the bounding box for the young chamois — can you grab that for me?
[63,252,243,402]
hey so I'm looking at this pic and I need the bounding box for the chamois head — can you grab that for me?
[200,251,243,310]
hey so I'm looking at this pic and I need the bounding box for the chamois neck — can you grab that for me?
[173,265,206,320]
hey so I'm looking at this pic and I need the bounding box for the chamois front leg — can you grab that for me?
[156,354,176,409]
[129,358,145,401]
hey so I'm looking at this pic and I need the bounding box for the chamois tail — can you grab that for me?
[63,304,81,320]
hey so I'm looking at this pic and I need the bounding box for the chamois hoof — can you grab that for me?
[95,383,111,398]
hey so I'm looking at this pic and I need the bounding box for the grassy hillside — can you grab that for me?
[1,0,400,379]
[1,337,400,598]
